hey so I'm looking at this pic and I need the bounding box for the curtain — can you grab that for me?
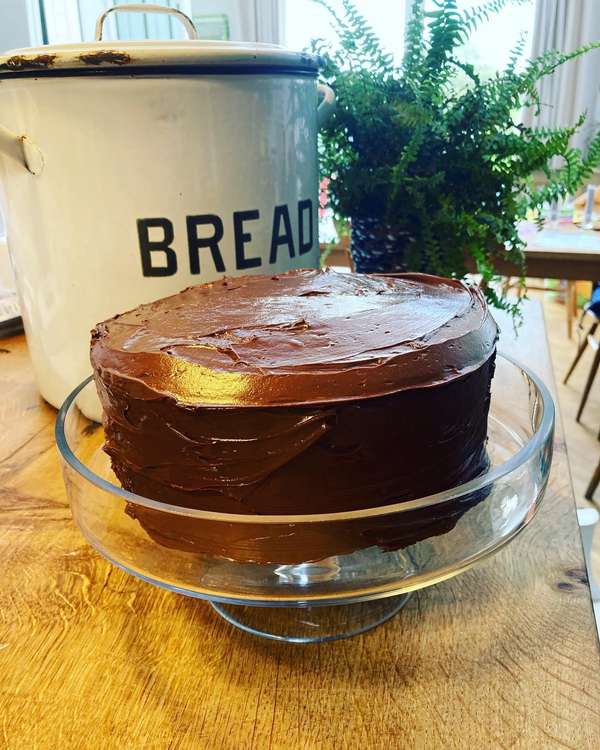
[238,0,285,44]
[522,0,600,153]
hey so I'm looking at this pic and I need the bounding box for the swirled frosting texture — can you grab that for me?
[91,270,498,562]
[91,269,498,407]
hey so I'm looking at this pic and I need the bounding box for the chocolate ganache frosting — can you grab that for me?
[91,269,499,563]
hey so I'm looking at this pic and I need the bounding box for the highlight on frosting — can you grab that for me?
[91,268,498,407]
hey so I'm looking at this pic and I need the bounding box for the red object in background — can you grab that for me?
[319,177,330,218]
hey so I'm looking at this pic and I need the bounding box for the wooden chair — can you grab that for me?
[565,287,600,503]
[563,303,600,423]
[586,459,600,501]
[566,280,580,339]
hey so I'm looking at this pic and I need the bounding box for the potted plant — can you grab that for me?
[314,0,600,315]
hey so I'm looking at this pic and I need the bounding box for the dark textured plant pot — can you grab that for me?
[350,217,413,274]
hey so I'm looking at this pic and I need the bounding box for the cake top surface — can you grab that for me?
[91,268,498,406]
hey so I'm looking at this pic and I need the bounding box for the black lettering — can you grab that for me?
[233,209,261,270]
[186,215,226,274]
[298,198,314,255]
[137,218,177,277]
[269,204,296,264]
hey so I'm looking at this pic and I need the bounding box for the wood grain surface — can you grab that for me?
[488,255,600,283]
[1,301,600,750]
[497,224,600,281]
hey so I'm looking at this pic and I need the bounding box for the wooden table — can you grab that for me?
[502,222,600,283]
[479,223,600,338]
[324,223,600,281]
[2,302,600,749]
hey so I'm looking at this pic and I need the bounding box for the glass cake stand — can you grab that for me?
[55,354,554,643]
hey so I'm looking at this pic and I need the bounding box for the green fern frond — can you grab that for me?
[315,0,600,318]
[462,0,527,33]
[506,31,528,74]
[523,42,600,88]
[402,0,426,81]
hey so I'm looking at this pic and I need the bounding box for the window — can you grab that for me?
[39,0,194,44]
[426,0,535,77]
[284,0,535,76]
[285,0,408,63]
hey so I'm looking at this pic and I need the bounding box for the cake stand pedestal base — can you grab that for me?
[210,593,412,643]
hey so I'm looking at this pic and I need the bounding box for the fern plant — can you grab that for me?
[314,0,600,316]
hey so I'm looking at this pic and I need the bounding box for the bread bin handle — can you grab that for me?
[317,84,336,127]
[0,126,44,176]
[95,3,199,41]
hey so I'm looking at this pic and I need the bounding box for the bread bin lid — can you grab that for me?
[0,4,321,78]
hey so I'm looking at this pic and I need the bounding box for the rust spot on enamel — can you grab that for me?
[78,51,131,66]
[1,54,57,71]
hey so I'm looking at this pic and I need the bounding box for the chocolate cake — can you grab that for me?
[91,269,498,563]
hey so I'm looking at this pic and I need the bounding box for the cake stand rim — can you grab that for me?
[76,484,546,608]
